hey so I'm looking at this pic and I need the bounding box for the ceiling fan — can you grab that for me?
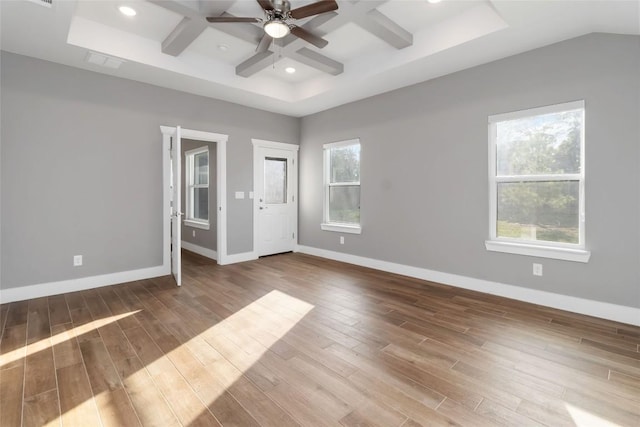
[206,0,338,53]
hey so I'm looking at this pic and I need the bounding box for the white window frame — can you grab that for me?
[184,146,210,230]
[321,139,362,234]
[485,100,590,262]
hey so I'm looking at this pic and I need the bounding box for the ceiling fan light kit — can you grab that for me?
[207,0,338,50]
[264,19,290,38]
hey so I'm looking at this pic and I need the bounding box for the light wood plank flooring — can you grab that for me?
[1,250,639,426]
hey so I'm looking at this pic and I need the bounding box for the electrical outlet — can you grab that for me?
[340,236,345,245]
[533,263,543,276]
[73,255,83,267]
[192,230,196,237]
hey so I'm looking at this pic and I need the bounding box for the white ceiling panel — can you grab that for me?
[378,0,481,34]
[75,0,183,41]
[188,25,258,65]
[322,22,392,63]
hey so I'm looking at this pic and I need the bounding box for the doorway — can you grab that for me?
[181,139,218,261]
[252,139,299,257]
[161,126,228,286]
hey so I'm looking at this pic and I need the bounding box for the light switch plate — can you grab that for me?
[235,191,245,199]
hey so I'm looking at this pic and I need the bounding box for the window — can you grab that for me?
[321,139,361,234]
[486,100,590,262]
[185,146,209,230]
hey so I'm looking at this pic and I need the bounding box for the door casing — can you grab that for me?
[161,127,229,276]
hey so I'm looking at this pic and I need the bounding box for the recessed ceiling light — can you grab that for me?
[119,6,137,17]
[427,0,442,4]
[285,67,296,74]
[218,44,229,52]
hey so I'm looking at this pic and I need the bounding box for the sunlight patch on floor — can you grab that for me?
[565,403,622,427]
[0,310,140,368]
[174,289,314,422]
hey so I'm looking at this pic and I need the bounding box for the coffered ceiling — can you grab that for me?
[1,0,638,116]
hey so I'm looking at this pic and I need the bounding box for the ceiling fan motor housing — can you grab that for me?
[272,0,292,17]
[207,0,338,49]
[265,0,292,24]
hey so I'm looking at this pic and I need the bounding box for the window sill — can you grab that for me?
[485,240,590,263]
[184,219,210,230]
[321,223,362,235]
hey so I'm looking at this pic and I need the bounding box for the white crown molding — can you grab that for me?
[295,245,640,326]
[0,265,169,304]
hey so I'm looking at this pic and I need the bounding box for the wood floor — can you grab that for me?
[1,251,639,427]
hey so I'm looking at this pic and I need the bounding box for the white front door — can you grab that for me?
[254,144,298,256]
[170,126,182,285]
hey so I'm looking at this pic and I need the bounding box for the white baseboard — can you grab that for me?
[181,241,217,261]
[220,251,258,265]
[295,245,640,326]
[0,265,170,304]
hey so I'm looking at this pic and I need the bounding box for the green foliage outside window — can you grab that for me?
[496,109,582,244]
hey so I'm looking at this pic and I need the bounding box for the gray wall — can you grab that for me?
[181,138,217,252]
[1,52,299,289]
[299,33,640,308]
[2,34,638,309]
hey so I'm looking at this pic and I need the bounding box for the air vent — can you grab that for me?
[85,52,125,70]
[27,0,52,8]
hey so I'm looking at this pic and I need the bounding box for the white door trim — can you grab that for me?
[171,126,182,286]
[161,126,229,269]
[252,139,299,257]
[252,139,300,152]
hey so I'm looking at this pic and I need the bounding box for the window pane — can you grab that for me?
[329,185,360,224]
[265,158,287,204]
[194,187,208,221]
[497,181,579,244]
[330,145,360,183]
[496,109,582,175]
[194,152,208,185]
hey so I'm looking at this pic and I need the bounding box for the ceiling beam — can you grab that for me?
[152,0,236,56]
[236,11,343,77]
[212,13,264,45]
[235,1,391,77]
[355,9,412,49]
[153,0,409,77]
[235,51,275,77]
[290,47,344,75]
[161,18,207,56]
[236,1,387,78]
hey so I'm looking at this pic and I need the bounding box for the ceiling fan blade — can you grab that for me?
[207,16,261,23]
[256,34,273,53]
[256,0,274,11]
[290,0,338,20]
[290,26,328,49]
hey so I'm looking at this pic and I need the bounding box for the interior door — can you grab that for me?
[256,147,296,256]
[170,126,182,285]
